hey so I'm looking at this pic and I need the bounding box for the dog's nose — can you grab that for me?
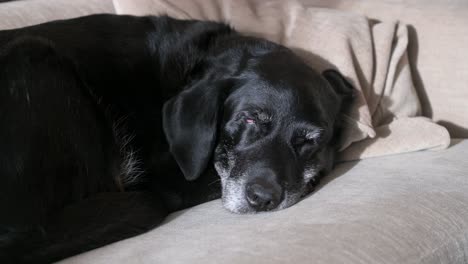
[246,181,281,211]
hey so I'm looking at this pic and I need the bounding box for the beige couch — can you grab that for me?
[1,0,467,263]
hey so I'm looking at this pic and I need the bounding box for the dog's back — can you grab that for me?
[0,14,237,262]
[0,15,166,263]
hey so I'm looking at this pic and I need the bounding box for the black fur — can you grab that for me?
[0,14,352,263]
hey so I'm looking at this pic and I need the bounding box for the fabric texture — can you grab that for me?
[294,0,468,139]
[112,0,450,160]
[0,0,115,30]
[61,139,468,264]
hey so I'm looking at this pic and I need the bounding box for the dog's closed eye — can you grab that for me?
[246,118,255,124]
[238,110,271,125]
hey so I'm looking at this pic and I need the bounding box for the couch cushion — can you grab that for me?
[0,0,116,30]
[61,139,468,264]
[294,0,468,137]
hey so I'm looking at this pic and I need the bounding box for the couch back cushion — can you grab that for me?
[296,0,468,138]
[0,0,115,30]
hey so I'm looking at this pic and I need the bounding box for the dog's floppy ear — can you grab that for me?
[322,69,355,147]
[322,69,354,100]
[322,69,355,117]
[163,78,230,181]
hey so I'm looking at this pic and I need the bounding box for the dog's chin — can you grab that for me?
[221,197,255,214]
[221,191,304,214]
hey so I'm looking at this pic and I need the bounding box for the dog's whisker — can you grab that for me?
[207,178,221,186]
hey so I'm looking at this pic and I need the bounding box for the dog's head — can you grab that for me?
[163,37,353,213]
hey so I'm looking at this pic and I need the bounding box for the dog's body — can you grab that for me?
[0,14,352,263]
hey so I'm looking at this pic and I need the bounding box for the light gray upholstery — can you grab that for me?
[62,140,468,264]
[0,0,115,30]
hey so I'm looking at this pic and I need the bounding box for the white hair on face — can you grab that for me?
[215,149,252,213]
[214,152,235,180]
[303,167,317,182]
[222,177,306,213]
[305,128,322,141]
[221,177,250,213]
[218,167,319,213]
[216,146,320,213]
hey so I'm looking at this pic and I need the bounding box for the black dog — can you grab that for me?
[0,14,352,263]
